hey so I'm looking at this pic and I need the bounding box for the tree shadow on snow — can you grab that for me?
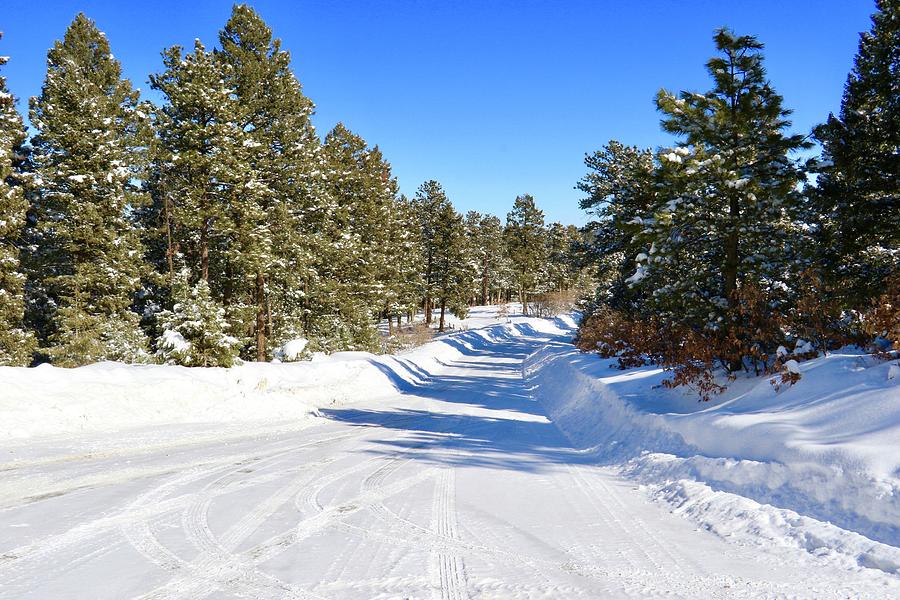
[319,326,594,473]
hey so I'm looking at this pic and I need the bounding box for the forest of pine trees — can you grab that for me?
[576,1,898,399]
[0,6,588,367]
[0,3,894,375]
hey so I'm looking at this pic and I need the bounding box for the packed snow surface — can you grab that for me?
[0,305,897,599]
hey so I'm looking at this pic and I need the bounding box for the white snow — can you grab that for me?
[782,358,801,374]
[273,337,309,362]
[662,151,683,163]
[0,357,392,440]
[0,306,897,598]
[527,336,900,577]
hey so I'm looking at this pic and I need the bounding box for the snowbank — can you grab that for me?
[0,304,527,441]
[0,356,394,440]
[525,335,900,574]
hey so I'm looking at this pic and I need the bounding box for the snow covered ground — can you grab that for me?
[0,306,897,598]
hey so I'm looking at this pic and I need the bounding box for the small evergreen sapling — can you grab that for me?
[157,270,241,367]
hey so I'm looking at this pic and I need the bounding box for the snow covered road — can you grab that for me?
[0,326,895,598]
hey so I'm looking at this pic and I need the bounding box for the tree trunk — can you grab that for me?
[164,195,175,284]
[439,297,447,332]
[200,218,210,282]
[521,287,527,316]
[424,252,433,324]
[481,257,488,305]
[723,194,740,302]
[387,306,393,336]
[255,271,266,362]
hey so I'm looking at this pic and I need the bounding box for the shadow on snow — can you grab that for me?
[320,322,592,473]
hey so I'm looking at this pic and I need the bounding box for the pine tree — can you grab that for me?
[29,14,151,366]
[414,180,449,325]
[157,269,240,367]
[149,39,248,348]
[544,222,574,292]
[463,211,485,305]
[386,195,424,329]
[577,141,656,310]
[465,212,511,306]
[0,34,35,365]
[813,0,899,308]
[216,4,323,360]
[433,200,470,330]
[632,29,809,339]
[323,123,395,326]
[505,194,547,315]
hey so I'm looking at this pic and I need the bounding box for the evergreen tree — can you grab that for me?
[0,34,35,365]
[157,269,240,367]
[464,212,508,306]
[29,14,151,366]
[544,222,575,292]
[149,39,248,347]
[384,195,424,331]
[432,200,469,331]
[216,4,323,360]
[632,29,809,338]
[414,180,449,325]
[323,123,395,328]
[505,194,547,315]
[577,141,656,310]
[813,0,899,308]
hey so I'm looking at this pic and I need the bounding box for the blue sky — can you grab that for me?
[1,1,876,225]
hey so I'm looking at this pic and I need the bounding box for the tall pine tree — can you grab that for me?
[0,34,35,365]
[464,211,508,305]
[505,194,547,315]
[217,4,324,360]
[577,141,656,311]
[813,0,899,308]
[148,39,248,354]
[414,180,449,325]
[29,14,151,366]
[632,29,809,339]
[432,200,469,331]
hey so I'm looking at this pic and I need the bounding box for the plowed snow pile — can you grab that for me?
[525,322,900,575]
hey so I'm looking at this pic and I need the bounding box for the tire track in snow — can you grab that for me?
[0,453,253,588]
[0,429,357,588]
[430,468,469,600]
[242,465,439,567]
[586,467,700,574]
[136,455,438,600]
[135,433,375,600]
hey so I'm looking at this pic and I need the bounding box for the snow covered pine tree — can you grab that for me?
[29,14,151,366]
[0,33,35,365]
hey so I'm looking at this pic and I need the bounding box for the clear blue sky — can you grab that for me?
[1,1,876,225]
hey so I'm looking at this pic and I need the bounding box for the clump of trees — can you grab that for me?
[0,6,589,368]
[576,2,898,399]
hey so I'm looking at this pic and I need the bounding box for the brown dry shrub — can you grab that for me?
[861,272,900,355]
[787,269,856,354]
[380,323,435,353]
[530,289,581,318]
[574,275,890,401]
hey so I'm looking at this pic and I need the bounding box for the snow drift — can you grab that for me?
[0,354,393,439]
[524,330,900,575]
